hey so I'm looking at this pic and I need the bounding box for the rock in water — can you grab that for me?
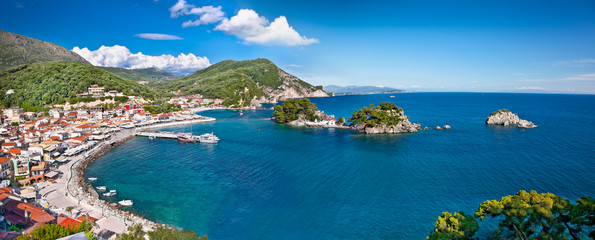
[424,127,429,130]
[486,109,519,126]
[486,109,537,129]
[517,119,537,128]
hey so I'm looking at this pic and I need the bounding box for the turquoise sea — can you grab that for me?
[86,93,595,239]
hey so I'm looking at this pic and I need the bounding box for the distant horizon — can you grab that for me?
[1,0,594,94]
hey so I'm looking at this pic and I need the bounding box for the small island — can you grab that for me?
[272,98,344,127]
[348,102,421,134]
[273,99,420,134]
[486,109,537,128]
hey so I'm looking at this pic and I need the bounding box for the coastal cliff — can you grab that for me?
[486,109,537,128]
[349,102,421,134]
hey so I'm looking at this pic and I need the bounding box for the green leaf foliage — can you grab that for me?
[474,190,594,240]
[16,220,93,240]
[428,212,478,240]
[348,102,405,127]
[117,224,205,240]
[272,98,320,123]
[0,61,159,109]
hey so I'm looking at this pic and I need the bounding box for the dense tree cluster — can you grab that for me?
[272,98,321,123]
[0,61,158,109]
[348,102,406,127]
[17,220,94,240]
[428,190,594,240]
[117,224,207,240]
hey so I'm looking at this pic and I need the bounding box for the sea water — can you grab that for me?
[86,93,595,239]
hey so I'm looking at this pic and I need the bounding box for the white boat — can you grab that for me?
[390,95,395,98]
[103,190,117,197]
[88,177,97,181]
[148,135,156,140]
[118,200,133,206]
[199,132,220,144]
[239,111,243,116]
[96,186,106,191]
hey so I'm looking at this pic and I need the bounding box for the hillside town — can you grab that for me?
[0,85,224,239]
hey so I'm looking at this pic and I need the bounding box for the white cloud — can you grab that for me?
[136,33,182,40]
[170,0,225,26]
[215,9,319,46]
[559,73,595,81]
[514,86,544,90]
[72,45,210,76]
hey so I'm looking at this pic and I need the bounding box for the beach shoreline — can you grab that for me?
[39,107,225,236]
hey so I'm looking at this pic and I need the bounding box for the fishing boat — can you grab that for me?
[178,133,196,143]
[178,122,196,143]
[239,110,243,116]
[88,177,97,181]
[96,186,106,191]
[103,190,117,197]
[199,133,220,144]
[118,200,133,206]
[149,135,156,140]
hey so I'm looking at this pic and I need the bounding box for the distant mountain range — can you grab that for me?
[100,67,178,85]
[324,85,412,95]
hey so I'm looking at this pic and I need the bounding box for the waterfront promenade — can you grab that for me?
[36,112,219,237]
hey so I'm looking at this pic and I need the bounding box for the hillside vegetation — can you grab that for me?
[101,67,177,85]
[0,61,159,110]
[0,29,89,71]
[160,58,325,107]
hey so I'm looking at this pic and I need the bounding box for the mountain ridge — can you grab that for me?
[0,29,89,71]
[324,85,411,95]
[161,58,327,107]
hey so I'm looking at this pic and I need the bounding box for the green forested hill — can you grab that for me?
[0,61,159,109]
[0,29,89,71]
[160,58,325,107]
[101,67,177,85]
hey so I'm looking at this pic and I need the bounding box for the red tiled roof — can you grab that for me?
[0,157,10,164]
[8,148,21,155]
[58,217,82,230]
[76,215,98,223]
[1,142,15,147]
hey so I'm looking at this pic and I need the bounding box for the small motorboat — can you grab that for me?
[199,132,220,144]
[96,186,106,191]
[118,200,133,206]
[88,177,97,181]
[149,135,156,140]
[103,190,117,197]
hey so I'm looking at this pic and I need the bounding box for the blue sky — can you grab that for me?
[1,0,595,93]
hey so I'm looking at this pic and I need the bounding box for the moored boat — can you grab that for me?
[199,132,220,144]
[96,186,106,191]
[178,133,196,143]
[103,190,117,197]
[118,200,133,206]
[88,177,97,181]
